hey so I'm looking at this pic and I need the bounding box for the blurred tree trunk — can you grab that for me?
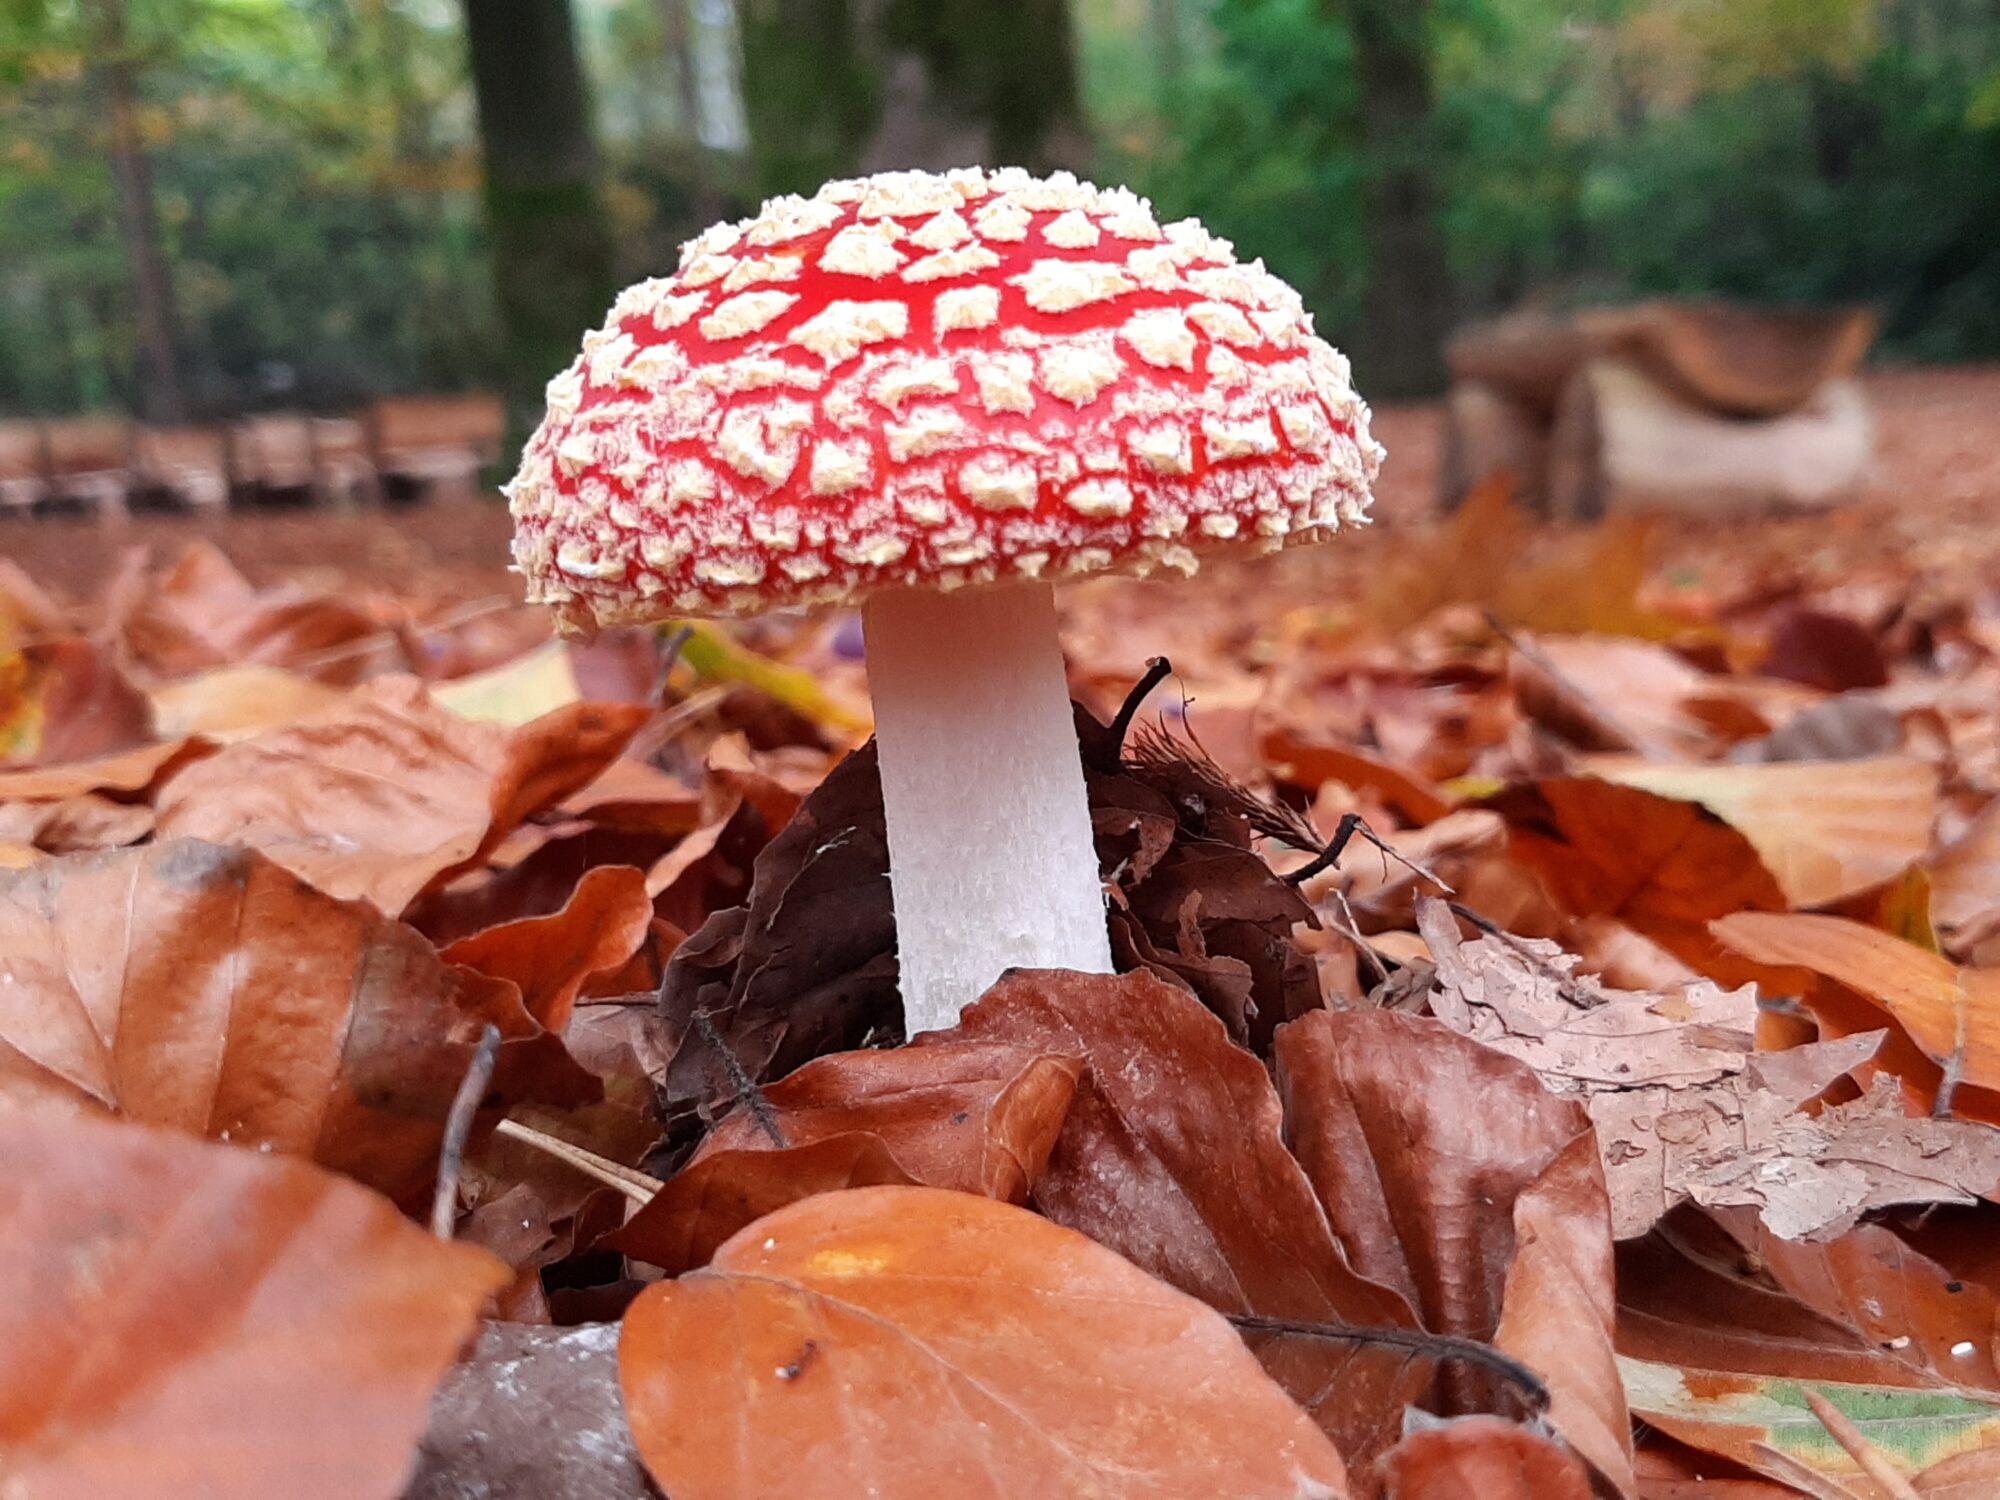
[461,0,616,427]
[739,0,1085,197]
[1337,0,1454,398]
[91,0,184,422]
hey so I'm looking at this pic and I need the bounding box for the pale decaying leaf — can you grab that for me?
[1416,896,1907,1238]
[1680,1077,2000,1241]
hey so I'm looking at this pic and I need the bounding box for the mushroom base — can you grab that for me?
[863,580,1115,1035]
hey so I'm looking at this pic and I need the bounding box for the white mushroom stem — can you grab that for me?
[863,580,1115,1035]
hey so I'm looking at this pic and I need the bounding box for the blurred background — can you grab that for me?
[4,0,1999,439]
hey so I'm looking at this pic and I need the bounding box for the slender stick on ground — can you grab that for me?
[432,1023,502,1239]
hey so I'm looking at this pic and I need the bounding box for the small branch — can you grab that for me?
[432,1023,502,1239]
[1227,1314,1549,1416]
[651,622,697,707]
[1446,900,1606,1009]
[1107,656,1174,754]
[1804,1390,1922,1500]
[493,1118,662,1206]
[1286,811,1452,894]
[693,1009,787,1148]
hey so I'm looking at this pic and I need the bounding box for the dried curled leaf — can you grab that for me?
[618,1186,1354,1500]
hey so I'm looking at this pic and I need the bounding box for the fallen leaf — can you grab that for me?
[147,664,350,741]
[618,1185,1353,1499]
[1760,608,1889,692]
[1670,1077,2000,1242]
[1274,1008,1634,1495]
[1378,1415,1595,1498]
[441,863,655,1032]
[1587,759,1937,908]
[1620,1355,2000,1491]
[613,1040,1081,1273]
[432,637,583,724]
[2,636,154,767]
[1927,800,2000,942]
[1417,896,1891,1237]
[1703,1207,2000,1393]
[0,1110,507,1499]
[1508,633,1727,760]
[154,676,646,913]
[951,967,1425,1468]
[0,792,153,853]
[0,840,597,1204]
[1480,777,1794,985]
[1913,1444,2000,1498]
[0,736,212,801]
[1713,913,2000,1098]
[1264,726,1453,825]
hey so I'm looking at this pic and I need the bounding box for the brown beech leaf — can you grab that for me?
[1928,800,2000,942]
[1702,1207,2000,1393]
[441,864,655,1032]
[1264,725,1453,825]
[651,742,899,1127]
[5,635,155,767]
[1378,1416,1595,1499]
[950,967,1425,1469]
[0,736,213,801]
[618,1185,1353,1500]
[1418,897,1890,1239]
[1590,758,1938,908]
[613,1040,1081,1273]
[0,792,153,853]
[0,840,596,1205]
[1713,913,2000,1098]
[1275,1008,1634,1496]
[1915,1445,2000,1498]
[153,676,646,913]
[408,1322,651,1500]
[0,1110,508,1499]
[1480,777,1793,986]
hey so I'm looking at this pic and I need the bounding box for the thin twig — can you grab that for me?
[1107,656,1174,754]
[651,623,696,707]
[1803,1391,1923,1500]
[1328,888,1394,988]
[493,1118,662,1206]
[1446,900,1607,1009]
[431,1023,502,1239]
[1286,811,1452,894]
[693,1009,787,1147]
[1227,1314,1549,1416]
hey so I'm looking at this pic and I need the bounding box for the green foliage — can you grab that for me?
[1108,0,2000,358]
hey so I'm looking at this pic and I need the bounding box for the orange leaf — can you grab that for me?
[618,1185,1353,1499]
[950,967,1425,1467]
[0,1110,507,1498]
[441,863,655,1032]
[1379,1415,1595,1498]
[153,676,645,913]
[1589,758,1937,908]
[1713,913,2000,1096]
[612,1040,1081,1273]
[0,840,596,1205]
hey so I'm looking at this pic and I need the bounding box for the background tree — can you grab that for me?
[460,0,616,427]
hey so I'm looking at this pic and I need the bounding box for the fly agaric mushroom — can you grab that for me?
[507,167,1380,1035]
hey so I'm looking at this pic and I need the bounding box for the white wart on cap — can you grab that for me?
[507,166,1380,630]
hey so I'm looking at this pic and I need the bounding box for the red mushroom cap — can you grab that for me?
[508,168,1380,629]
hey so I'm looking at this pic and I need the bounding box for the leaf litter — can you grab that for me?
[5,448,2000,1495]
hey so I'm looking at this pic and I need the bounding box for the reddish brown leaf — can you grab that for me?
[0,1110,508,1498]
[153,676,646,913]
[949,967,1425,1468]
[1275,1008,1634,1494]
[0,792,153,853]
[1379,1415,1595,1499]
[0,840,596,1205]
[1264,726,1453,825]
[1482,777,1797,987]
[4,636,154,767]
[0,736,212,802]
[618,1185,1354,1499]
[441,863,655,1032]
[1592,758,1938,908]
[613,1041,1082,1273]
